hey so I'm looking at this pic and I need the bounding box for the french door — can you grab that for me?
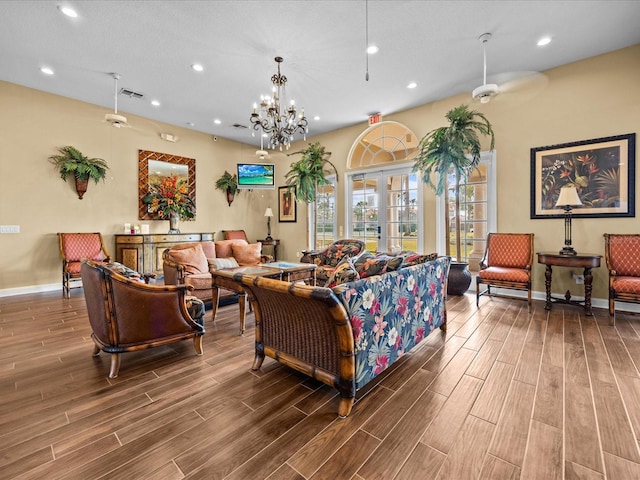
[347,167,421,254]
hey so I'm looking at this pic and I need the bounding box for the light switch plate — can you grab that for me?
[0,225,20,233]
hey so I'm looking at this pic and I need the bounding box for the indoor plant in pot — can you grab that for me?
[48,145,109,199]
[215,170,240,206]
[412,104,495,294]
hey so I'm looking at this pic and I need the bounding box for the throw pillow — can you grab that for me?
[208,257,239,270]
[169,243,209,274]
[400,252,439,268]
[375,253,403,272]
[325,257,360,288]
[103,262,143,282]
[232,242,262,266]
[352,250,388,279]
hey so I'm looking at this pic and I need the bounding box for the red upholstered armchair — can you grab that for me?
[58,232,110,298]
[476,233,534,307]
[604,234,640,324]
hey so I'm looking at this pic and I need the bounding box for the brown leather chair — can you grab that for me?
[58,232,110,298]
[81,260,205,378]
[476,233,534,306]
[604,233,640,325]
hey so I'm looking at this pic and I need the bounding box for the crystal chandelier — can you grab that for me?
[250,56,308,151]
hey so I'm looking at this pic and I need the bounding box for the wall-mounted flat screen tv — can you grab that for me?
[237,163,275,189]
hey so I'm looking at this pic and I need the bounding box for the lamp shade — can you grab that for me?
[555,186,582,207]
[264,207,274,217]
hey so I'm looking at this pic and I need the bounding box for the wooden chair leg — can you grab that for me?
[92,344,100,356]
[108,353,120,378]
[193,335,203,355]
[252,351,265,371]
[338,396,355,418]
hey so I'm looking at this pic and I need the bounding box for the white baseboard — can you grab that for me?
[0,283,60,298]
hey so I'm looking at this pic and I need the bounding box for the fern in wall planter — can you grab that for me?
[48,145,109,199]
[215,170,240,206]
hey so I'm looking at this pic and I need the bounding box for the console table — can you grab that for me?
[537,252,601,316]
[257,238,280,261]
[115,232,214,274]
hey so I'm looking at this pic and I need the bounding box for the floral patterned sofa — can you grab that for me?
[234,254,450,417]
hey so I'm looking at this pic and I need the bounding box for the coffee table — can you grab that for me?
[211,265,281,334]
[262,261,317,285]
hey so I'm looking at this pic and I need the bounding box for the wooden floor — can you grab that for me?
[2,290,640,480]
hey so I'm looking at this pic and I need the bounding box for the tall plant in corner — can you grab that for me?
[48,145,109,199]
[412,104,495,260]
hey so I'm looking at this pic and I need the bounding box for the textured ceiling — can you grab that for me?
[1,1,639,147]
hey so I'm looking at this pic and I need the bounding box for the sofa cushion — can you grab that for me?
[169,243,209,274]
[326,257,360,288]
[103,262,144,282]
[375,253,404,272]
[209,257,239,270]
[215,239,248,258]
[199,241,217,259]
[352,251,388,279]
[400,252,439,268]
[232,242,262,266]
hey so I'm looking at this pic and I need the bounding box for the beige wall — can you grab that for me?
[1,44,639,301]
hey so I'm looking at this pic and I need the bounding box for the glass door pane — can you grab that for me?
[350,175,379,253]
[384,172,419,253]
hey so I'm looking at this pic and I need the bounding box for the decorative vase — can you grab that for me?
[447,261,472,295]
[226,188,235,206]
[168,211,180,234]
[75,175,89,199]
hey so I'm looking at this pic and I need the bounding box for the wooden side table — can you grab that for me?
[536,252,602,315]
[257,238,280,261]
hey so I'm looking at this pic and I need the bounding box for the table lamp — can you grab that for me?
[264,207,274,240]
[555,185,582,256]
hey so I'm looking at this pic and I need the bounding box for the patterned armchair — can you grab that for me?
[603,234,640,324]
[300,239,365,285]
[476,233,534,307]
[58,232,110,298]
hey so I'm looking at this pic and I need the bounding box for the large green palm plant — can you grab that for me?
[412,104,495,259]
[48,145,109,199]
[284,142,337,203]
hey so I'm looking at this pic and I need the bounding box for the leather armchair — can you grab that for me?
[81,260,205,378]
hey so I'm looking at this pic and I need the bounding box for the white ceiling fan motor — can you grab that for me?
[104,73,129,127]
[472,33,499,103]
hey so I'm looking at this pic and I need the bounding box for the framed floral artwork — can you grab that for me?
[530,133,635,218]
[278,186,296,222]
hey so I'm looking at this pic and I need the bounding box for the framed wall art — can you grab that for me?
[530,133,635,219]
[278,186,296,222]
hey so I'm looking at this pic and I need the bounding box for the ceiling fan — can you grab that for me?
[104,73,130,127]
[471,33,499,104]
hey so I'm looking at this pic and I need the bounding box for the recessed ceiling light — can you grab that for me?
[58,6,78,18]
[40,67,54,75]
[191,63,204,72]
[407,82,417,89]
[213,119,221,125]
[313,116,320,121]
[366,45,379,55]
[151,100,160,107]
[537,36,552,47]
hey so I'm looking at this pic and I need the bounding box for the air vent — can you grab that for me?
[232,123,248,129]
[118,88,144,99]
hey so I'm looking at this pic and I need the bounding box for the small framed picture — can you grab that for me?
[278,186,296,222]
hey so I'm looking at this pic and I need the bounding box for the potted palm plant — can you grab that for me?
[48,145,109,199]
[284,142,337,204]
[215,170,240,206]
[412,104,495,294]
